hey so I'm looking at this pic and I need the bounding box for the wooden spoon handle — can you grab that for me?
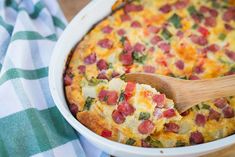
[176,75,235,113]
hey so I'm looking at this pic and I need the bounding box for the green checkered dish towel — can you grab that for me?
[0,0,109,157]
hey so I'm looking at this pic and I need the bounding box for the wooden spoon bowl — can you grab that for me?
[125,73,235,113]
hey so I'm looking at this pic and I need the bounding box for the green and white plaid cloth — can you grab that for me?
[0,0,109,157]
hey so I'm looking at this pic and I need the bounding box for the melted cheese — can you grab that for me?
[65,0,235,148]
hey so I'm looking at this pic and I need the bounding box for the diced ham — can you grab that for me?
[101,129,112,138]
[209,9,218,17]
[189,75,200,80]
[135,5,144,12]
[141,140,151,147]
[124,82,136,100]
[206,44,220,53]
[131,21,142,28]
[204,17,216,27]
[174,0,189,9]
[117,29,126,36]
[117,101,135,116]
[158,42,170,53]
[98,90,108,101]
[123,41,133,53]
[176,30,184,38]
[190,34,208,46]
[194,65,204,74]
[78,65,86,74]
[103,90,120,104]
[111,71,120,78]
[166,53,174,58]
[223,7,235,22]
[84,53,97,64]
[153,94,166,108]
[226,50,235,61]
[190,131,204,144]
[124,3,136,13]
[214,98,227,109]
[164,122,180,133]
[124,4,143,13]
[120,14,131,22]
[138,120,155,134]
[223,106,235,118]
[98,38,113,49]
[191,14,203,23]
[150,35,162,45]
[64,74,73,86]
[69,103,78,116]
[119,51,133,66]
[112,110,125,124]
[163,108,176,118]
[199,6,218,17]
[159,4,172,13]
[125,82,136,93]
[134,43,145,52]
[225,70,235,76]
[198,26,209,37]
[97,73,109,80]
[147,25,160,33]
[97,59,108,71]
[199,6,210,13]
[195,114,206,127]
[102,25,113,34]
[148,47,155,53]
[208,109,221,121]
[162,22,170,29]
[106,91,118,105]
[175,60,184,70]
[225,24,234,31]
[125,66,132,73]
[181,110,190,116]
[143,65,155,73]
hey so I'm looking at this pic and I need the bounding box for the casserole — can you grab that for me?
[49,0,235,156]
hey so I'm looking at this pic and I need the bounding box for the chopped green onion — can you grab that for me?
[187,5,203,20]
[120,74,126,80]
[120,36,126,45]
[187,5,197,15]
[176,141,186,147]
[218,33,226,41]
[222,0,229,3]
[84,97,95,110]
[212,1,220,8]
[169,13,182,28]
[222,0,229,8]
[218,58,230,65]
[139,112,150,120]
[126,138,136,145]
[180,76,187,80]
[192,23,198,29]
[119,90,125,102]
[88,77,102,86]
[108,63,113,69]
[161,28,172,40]
[132,52,147,64]
[144,136,163,148]
[230,67,235,72]
[202,104,210,110]
[194,105,200,111]
[168,73,176,78]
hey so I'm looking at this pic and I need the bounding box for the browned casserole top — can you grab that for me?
[64,0,235,147]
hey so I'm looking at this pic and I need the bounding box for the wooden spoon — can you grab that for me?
[125,73,235,113]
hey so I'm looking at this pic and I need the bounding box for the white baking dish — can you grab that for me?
[49,0,235,156]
